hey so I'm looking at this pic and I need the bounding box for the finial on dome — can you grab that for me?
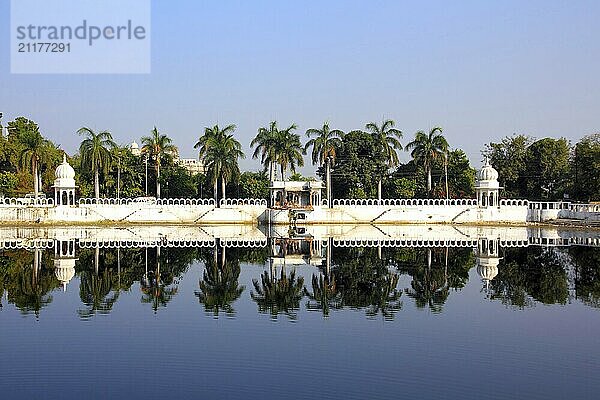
[63,153,67,163]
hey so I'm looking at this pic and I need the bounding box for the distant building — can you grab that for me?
[175,158,205,175]
[129,141,141,156]
[128,141,204,174]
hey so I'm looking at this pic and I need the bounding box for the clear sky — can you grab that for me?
[1,0,599,174]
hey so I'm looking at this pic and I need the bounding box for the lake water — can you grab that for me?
[1,225,599,400]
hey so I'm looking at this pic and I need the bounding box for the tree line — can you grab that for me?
[0,113,598,202]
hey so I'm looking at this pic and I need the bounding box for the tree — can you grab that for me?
[361,120,403,199]
[305,122,344,204]
[8,118,50,197]
[195,124,244,201]
[275,123,304,180]
[572,133,600,201]
[141,127,177,198]
[325,130,388,199]
[305,122,344,166]
[78,127,116,199]
[238,171,270,199]
[482,134,532,198]
[251,121,280,181]
[405,127,448,196]
[523,138,570,200]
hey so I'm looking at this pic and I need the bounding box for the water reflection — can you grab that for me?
[0,225,599,318]
[196,244,245,317]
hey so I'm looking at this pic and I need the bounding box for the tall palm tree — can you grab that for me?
[20,130,51,197]
[362,120,403,200]
[78,127,116,199]
[274,123,304,180]
[405,127,448,196]
[195,124,244,201]
[305,122,344,205]
[251,121,280,181]
[141,127,177,198]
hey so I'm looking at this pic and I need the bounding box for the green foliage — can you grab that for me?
[331,247,402,319]
[252,121,304,180]
[384,176,417,198]
[238,171,269,199]
[488,247,568,307]
[304,122,344,166]
[0,171,18,196]
[524,138,570,200]
[572,133,600,201]
[483,135,574,200]
[195,124,244,200]
[162,165,197,198]
[325,130,388,199]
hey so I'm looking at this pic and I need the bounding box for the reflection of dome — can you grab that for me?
[55,154,76,181]
[477,159,499,182]
[54,258,76,291]
[477,263,498,282]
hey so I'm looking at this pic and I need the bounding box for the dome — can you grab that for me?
[55,154,75,180]
[477,159,499,182]
[130,141,141,156]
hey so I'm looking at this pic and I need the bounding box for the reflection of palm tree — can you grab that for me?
[195,249,245,317]
[141,270,178,313]
[404,249,449,313]
[304,271,341,317]
[5,250,58,317]
[251,267,304,320]
[78,269,120,319]
[332,247,402,320]
[140,247,180,313]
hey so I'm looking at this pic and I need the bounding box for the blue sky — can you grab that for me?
[1,0,599,174]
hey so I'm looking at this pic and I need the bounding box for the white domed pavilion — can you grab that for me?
[475,159,501,207]
[53,154,77,206]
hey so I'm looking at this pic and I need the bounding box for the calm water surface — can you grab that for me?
[1,226,599,400]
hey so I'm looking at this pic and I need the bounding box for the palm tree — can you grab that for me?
[274,124,304,180]
[141,127,177,198]
[195,124,244,201]
[362,120,403,200]
[78,127,116,199]
[305,122,344,206]
[251,121,279,181]
[405,127,448,196]
[20,130,51,198]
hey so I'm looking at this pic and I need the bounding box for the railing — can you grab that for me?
[500,199,529,207]
[157,198,215,206]
[527,201,564,210]
[567,203,600,213]
[331,198,478,207]
[219,198,267,207]
[79,198,215,206]
[0,197,55,206]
